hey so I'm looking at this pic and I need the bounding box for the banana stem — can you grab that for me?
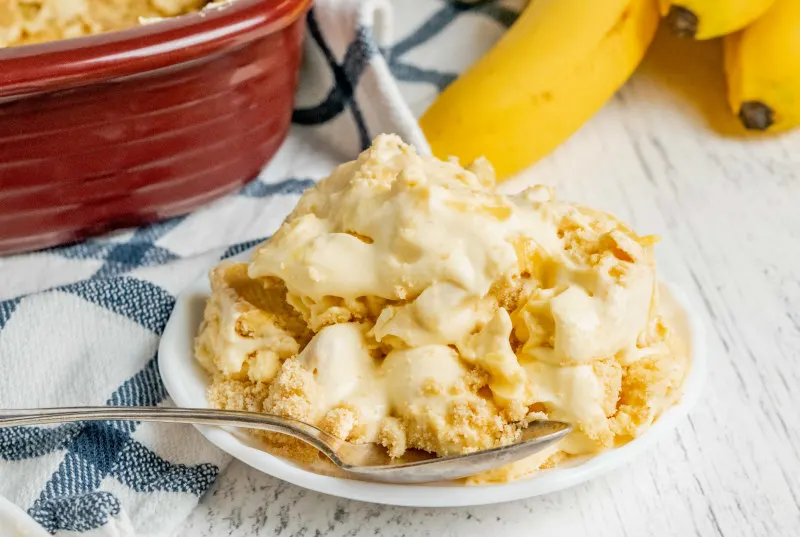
[666,5,699,38]
[739,101,775,130]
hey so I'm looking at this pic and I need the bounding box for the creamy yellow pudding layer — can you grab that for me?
[0,0,212,47]
[196,134,688,483]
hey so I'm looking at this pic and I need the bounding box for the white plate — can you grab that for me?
[0,496,49,537]
[159,250,707,507]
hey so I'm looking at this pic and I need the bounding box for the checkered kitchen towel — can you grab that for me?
[0,1,520,535]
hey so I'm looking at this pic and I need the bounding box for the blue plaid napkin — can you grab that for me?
[0,1,519,535]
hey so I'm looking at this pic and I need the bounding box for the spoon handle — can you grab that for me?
[0,407,345,465]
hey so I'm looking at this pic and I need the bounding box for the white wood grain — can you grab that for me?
[176,23,800,537]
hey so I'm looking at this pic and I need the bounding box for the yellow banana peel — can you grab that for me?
[724,0,800,132]
[420,0,660,180]
[660,0,777,40]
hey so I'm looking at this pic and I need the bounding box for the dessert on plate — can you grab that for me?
[195,134,689,484]
[0,0,227,47]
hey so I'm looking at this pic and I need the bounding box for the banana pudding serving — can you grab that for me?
[195,134,689,483]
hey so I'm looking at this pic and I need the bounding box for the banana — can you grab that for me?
[724,0,800,131]
[659,0,776,40]
[419,0,659,180]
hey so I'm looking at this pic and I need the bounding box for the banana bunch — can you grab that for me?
[723,0,800,132]
[420,0,800,180]
[659,0,775,39]
[660,0,799,132]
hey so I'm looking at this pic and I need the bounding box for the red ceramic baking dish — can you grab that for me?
[0,0,311,255]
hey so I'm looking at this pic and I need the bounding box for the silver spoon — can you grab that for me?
[0,407,571,483]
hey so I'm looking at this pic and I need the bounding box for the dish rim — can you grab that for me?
[0,0,312,99]
[158,250,707,507]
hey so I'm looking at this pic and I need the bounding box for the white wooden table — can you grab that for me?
[176,21,800,537]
